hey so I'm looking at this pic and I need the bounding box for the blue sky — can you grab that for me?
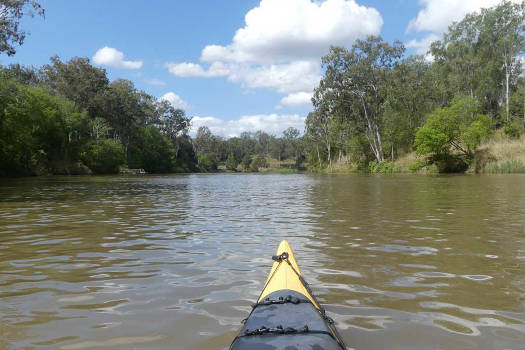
[1,0,512,137]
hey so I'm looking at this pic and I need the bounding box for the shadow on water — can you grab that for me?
[0,174,524,349]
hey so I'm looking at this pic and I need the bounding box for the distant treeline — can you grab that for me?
[1,1,525,176]
[0,58,197,176]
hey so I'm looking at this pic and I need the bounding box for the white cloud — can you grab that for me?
[144,78,166,86]
[201,0,383,63]
[165,62,230,78]
[160,92,189,109]
[92,46,143,69]
[190,114,305,138]
[166,0,382,98]
[406,34,440,55]
[280,91,313,106]
[406,0,521,54]
[407,0,519,34]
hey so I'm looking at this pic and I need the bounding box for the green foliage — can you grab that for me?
[241,154,252,171]
[278,168,298,174]
[81,139,125,174]
[249,155,268,172]
[136,126,175,173]
[225,153,238,171]
[0,79,74,176]
[368,161,402,174]
[462,115,491,151]
[173,135,198,173]
[0,0,44,56]
[198,153,218,172]
[415,97,490,162]
[503,122,522,139]
[485,160,525,173]
[408,160,426,172]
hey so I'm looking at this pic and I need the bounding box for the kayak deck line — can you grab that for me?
[257,240,320,308]
[230,240,347,350]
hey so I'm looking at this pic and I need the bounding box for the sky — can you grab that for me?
[1,0,515,137]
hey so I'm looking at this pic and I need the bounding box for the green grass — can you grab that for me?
[278,168,298,173]
[484,160,525,174]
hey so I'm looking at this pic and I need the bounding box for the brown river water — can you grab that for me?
[0,174,524,350]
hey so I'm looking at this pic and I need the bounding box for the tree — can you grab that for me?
[0,0,44,56]
[100,79,147,159]
[249,155,267,172]
[137,125,175,173]
[81,138,125,174]
[431,1,525,121]
[414,97,491,172]
[198,153,218,172]
[225,153,238,171]
[269,137,286,165]
[478,1,525,122]
[241,154,251,171]
[193,126,214,156]
[315,36,405,162]
[157,100,191,141]
[283,126,300,160]
[41,56,109,118]
[305,109,333,169]
[0,79,83,175]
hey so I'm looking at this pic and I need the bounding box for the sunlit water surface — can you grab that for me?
[0,174,524,350]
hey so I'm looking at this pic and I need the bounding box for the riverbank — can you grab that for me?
[396,132,525,174]
[311,132,525,175]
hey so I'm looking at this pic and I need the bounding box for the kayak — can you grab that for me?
[230,240,347,350]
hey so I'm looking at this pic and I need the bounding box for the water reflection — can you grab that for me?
[0,174,524,349]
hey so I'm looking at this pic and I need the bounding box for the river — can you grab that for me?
[0,174,524,350]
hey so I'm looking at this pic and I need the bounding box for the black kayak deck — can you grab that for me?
[230,290,344,350]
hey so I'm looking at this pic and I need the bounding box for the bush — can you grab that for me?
[368,161,401,174]
[414,97,490,172]
[408,160,426,172]
[503,122,522,139]
[198,153,218,172]
[485,160,525,173]
[249,155,268,172]
[225,153,238,171]
[81,139,126,174]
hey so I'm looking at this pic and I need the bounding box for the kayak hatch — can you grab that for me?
[229,240,347,350]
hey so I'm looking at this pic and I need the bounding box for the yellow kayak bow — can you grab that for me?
[230,240,346,350]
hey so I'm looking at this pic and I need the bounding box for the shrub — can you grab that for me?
[414,97,490,172]
[249,155,268,172]
[198,153,218,172]
[81,139,126,174]
[368,161,402,174]
[408,160,426,172]
[503,122,522,139]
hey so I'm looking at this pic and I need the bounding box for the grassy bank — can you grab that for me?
[307,132,525,175]
[392,132,525,174]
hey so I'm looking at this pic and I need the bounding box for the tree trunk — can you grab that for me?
[506,67,510,123]
[327,142,331,171]
[316,145,321,168]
